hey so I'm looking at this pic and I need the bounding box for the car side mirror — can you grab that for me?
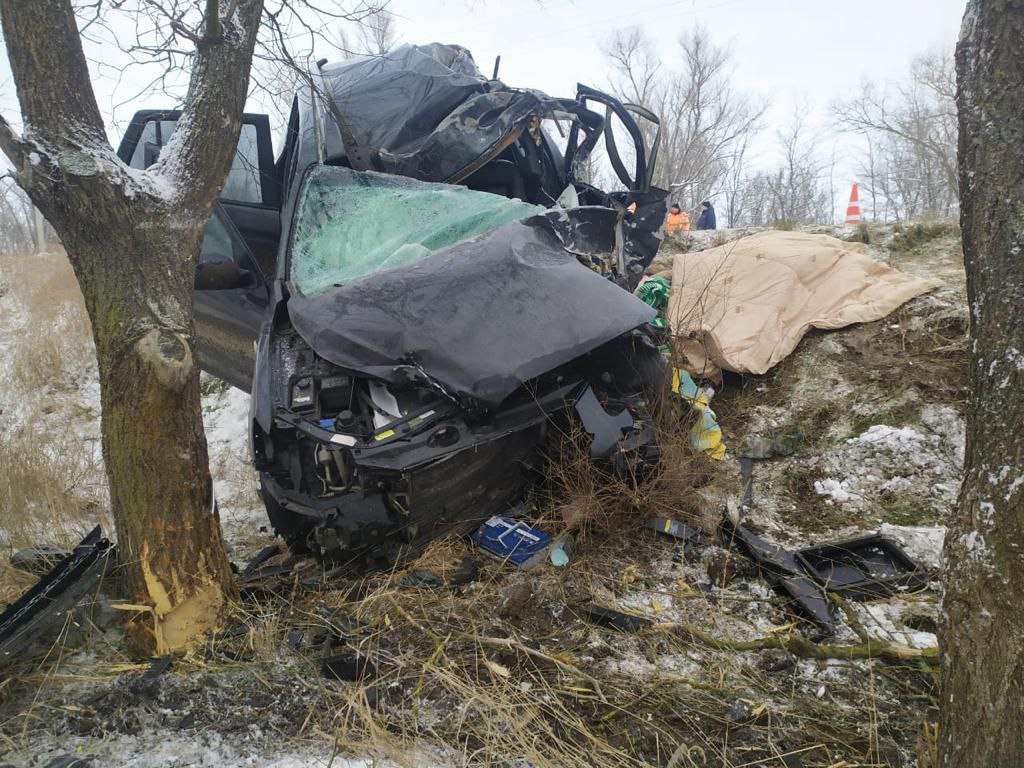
[196,260,251,291]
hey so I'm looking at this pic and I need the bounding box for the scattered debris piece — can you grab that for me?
[239,544,284,581]
[580,604,653,633]
[795,535,928,600]
[400,570,445,589]
[549,535,572,567]
[727,699,753,723]
[140,656,173,683]
[574,386,637,458]
[320,650,376,682]
[449,557,479,586]
[721,521,837,634]
[474,516,554,570]
[673,368,725,459]
[739,457,755,506]
[0,526,114,664]
[706,549,741,588]
[723,517,929,636]
[647,517,704,552]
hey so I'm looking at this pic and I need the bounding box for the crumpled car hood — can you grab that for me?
[287,209,656,407]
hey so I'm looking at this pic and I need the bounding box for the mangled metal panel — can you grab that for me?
[287,170,657,408]
[316,43,567,183]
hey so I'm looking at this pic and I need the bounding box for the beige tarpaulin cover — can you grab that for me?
[666,230,937,378]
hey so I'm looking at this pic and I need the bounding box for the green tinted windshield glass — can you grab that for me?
[290,166,544,297]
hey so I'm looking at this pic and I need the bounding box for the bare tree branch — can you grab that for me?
[1,0,108,162]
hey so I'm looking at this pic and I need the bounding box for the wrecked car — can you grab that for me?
[116,43,669,567]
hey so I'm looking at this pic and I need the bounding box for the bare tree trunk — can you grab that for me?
[941,1,1024,763]
[0,0,262,653]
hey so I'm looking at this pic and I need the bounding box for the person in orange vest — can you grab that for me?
[664,202,690,234]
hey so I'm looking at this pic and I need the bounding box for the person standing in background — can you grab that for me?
[664,203,690,234]
[696,200,717,230]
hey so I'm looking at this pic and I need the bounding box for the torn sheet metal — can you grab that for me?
[316,43,570,184]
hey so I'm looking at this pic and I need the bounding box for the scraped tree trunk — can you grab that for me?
[941,2,1024,764]
[0,0,262,653]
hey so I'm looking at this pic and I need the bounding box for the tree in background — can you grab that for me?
[835,50,958,222]
[0,176,35,254]
[339,8,398,58]
[602,25,766,223]
[941,0,1024,763]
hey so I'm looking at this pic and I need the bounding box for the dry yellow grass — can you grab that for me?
[1,249,95,392]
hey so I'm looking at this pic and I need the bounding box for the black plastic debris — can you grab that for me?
[795,535,928,600]
[721,521,837,634]
[401,570,445,589]
[141,655,173,682]
[580,604,653,633]
[0,526,113,665]
[321,650,376,681]
[239,544,284,582]
[647,517,704,553]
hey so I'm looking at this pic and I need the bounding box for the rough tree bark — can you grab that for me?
[0,0,263,653]
[941,1,1024,764]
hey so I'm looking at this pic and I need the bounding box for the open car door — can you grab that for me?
[116,110,282,276]
[192,206,268,391]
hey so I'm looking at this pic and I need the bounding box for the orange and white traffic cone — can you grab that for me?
[845,183,863,224]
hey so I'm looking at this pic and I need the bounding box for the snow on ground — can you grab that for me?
[807,406,964,517]
[878,524,947,571]
[200,379,272,554]
[17,732,386,768]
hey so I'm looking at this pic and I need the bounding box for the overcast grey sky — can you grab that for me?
[380,0,966,168]
[2,0,967,181]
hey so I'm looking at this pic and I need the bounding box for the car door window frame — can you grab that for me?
[116,110,281,209]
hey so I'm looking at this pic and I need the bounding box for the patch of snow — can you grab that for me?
[878,524,946,571]
[814,478,860,503]
[19,729,425,768]
[859,602,938,650]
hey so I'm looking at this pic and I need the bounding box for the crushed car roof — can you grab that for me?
[311,43,574,183]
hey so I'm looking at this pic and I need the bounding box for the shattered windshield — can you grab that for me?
[290,166,545,297]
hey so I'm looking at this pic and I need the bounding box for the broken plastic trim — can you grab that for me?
[0,526,114,664]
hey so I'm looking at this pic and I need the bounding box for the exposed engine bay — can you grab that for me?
[253,323,665,566]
